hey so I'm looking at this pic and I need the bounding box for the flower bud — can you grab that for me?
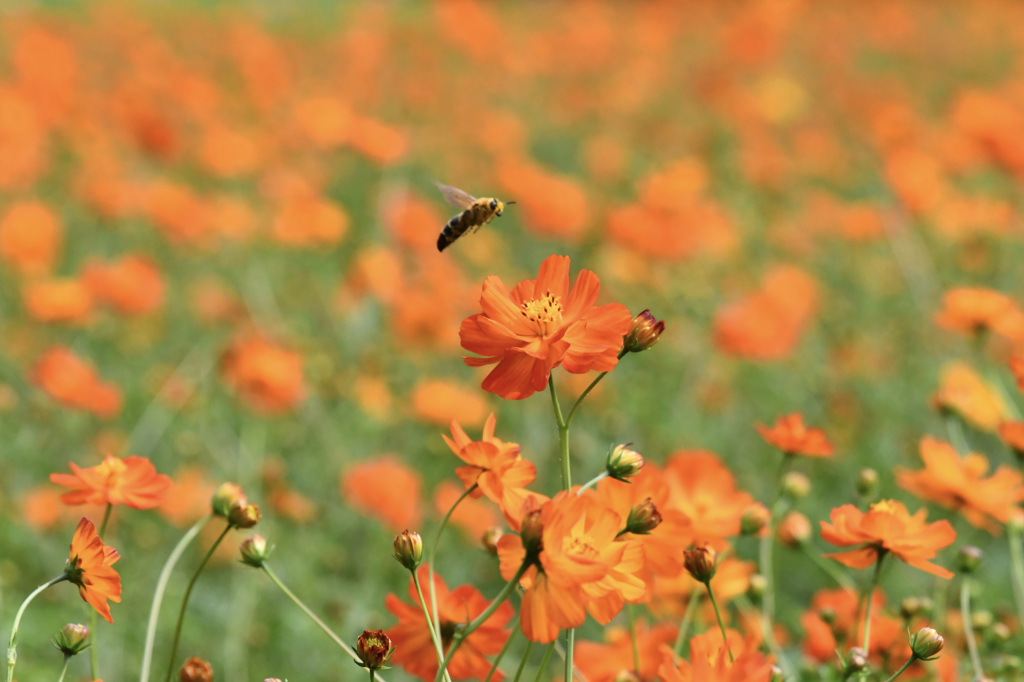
[683,545,717,583]
[393,530,423,571]
[776,511,811,548]
[856,468,878,498]
[843,647,868,674]
[228,500,261,529]
[899,596,932,621]
[740,503,771,536]
[481,527,503,556]
[971,609,993,630]
[520,507,544,558]
[624,498,662,535]
[747,574,767,600]
[53,623,89,656]
[606,444,644,481]
[956,546,983,574]
[781,472,810,500]
[355,629,395,671]
[179,657,214,682]
[622,309,665,353]
[239,534,272,568]
[211,483,246,517]
[909,627,944,660]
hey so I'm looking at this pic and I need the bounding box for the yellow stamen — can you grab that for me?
[519,291,563,336]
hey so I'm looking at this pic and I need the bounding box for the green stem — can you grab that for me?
[861,554,886,655]
[704,581,734,663]
[98,504,113,537]
[960,576,984,679]
[57,655,71,682]
[259,564,361,663]
[7,575,67,682]
[627,603,640,675]
[511,640,534,682]
[882,655,919,682]
[802,543,856,591]
[549,377,571,490]
[564,371,609,429]
[484,616,519,682]
[1008,519,1024,629]
[140,515,211,682]
[369,670,376,682]
[671,590,701,661]
[412,571,453,682]
[428,485,477,655]
[90,503,113,680]
[577,471,607,495]
[944,414,970,455]
[564,629,575,682]
[533,641,556,682]
[163,522,234,682]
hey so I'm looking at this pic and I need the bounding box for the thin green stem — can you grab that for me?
[564,629,575,682]
[882,655,918,682]
[433,561,530,682]
[735,594,791,677]
[861,554,886,655]
[369,670,376,682]
[259,564,361,663]
[511,640,534,682]
[7,575,67,682]
[1008,520,1024,628]
[564,371,609,429]
[704,581,734,663]
[802,543,856,591]
[90,503,113,680]
[140,515,211,682]
[412,571,453,682]
[577,471,607,495]
[671,591,701,661]
[944,414,970,456]
[164,522,234,682]
[960,576,984,680]
[57,655,71,682]
[98,504,113,537]
[428,484,477,653]
[533,642,556,682]
[484,616,519,682]
[627,604,640,675]
[549,377,571,490]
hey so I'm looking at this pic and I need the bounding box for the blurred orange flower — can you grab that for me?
[432,480,500,542]
[896,437,1024,533]
[460,254,632,400]
[574,621,678,682]
[22,278,93,324]
[386,569,513,681]
[934,287,1024,343]
[657,631,774,682]
[341,456,422,531]
[271,196,349,247]
[662,451,754,550]
[83,254,165,316]
[220,335,305,414]
[31,347,122,418]
[65,517,121,623]
[931,361,1009,432]
[51,454,172,509]
[999,421,1024,458]
[1011,353,1024,391]
[821,500,956,578]
[0,200,62,274]
[158,467,217,528]
[410,379,489,427]
[800,588,904,666]
[756,413,834,458]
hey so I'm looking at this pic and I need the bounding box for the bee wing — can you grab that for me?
[434,182,477,210]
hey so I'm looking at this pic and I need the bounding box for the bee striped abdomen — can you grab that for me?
[437,212,472,251]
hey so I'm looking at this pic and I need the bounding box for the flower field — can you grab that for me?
[1,1,1022,681]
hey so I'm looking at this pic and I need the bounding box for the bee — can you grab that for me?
[434,182,514,252]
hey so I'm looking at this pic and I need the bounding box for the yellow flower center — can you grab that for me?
[97,456,127,487]
[520,291,563,336]
[562,531,598,560]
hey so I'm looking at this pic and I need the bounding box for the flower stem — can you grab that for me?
[861,554,886,655]
[1008,519,1024,629]
[578,471,608,495]
[412,571,453,682]
[511,640,534,682]
[564,371,609,429]
[548,376,571,490]
[703,581,734,663]
[57,655,71,682]
[944,414,970,455]
[164,522,234,682]
[627,603,640,674]
[802,543,856,591]
[484,616,519,682]
[7,575,67,682]
[140,515,211,682]
[882,654,918,682]
[960,576,985,679]
[259,564,361,663]
[671,591,701,661]
[564,629,575,682]
[533,641,556,682]
[428,485,477,656]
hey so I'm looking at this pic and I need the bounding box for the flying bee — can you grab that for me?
[434,182,514,252]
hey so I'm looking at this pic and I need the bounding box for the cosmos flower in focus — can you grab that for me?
[65,518,121,623]
[460,255,632,400]
[51,454,172,509]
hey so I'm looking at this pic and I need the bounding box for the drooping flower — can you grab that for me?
[820,500,956,578]
[460,254,632,400]
[51,454,172,509]
[64,518,121,623]
[756,413,834,457]
[896,437,1024,533]
[386,569,513,681]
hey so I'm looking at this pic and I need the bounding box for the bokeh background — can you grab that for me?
[0,1,1021,680]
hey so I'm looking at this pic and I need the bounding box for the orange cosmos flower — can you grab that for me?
[574,621,678,682]
[341,456,422,531]
[496,491,645,643]
[800,588,908,668]
[386,569,514,681]
[657,632,775,682]
[460,254,632,400]
[756,413,834,457]
[51,454,172,509]
[934,287,1024,342]
[0,200,63,274]
[22,278,94,324]
[820,500,956,578]
[1000,420,1024,459]
[662,451,755,550]
[220,334,305,414]
[930,361,1009,432]
[83,254,166,316]
[65,518,121,623]
[896,437,1024,533]
[31,347,122,418]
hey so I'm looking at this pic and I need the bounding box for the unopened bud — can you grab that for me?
[899,596,932,621]
[520,508,544,558]
[856,468,878,498]
[211,482,246,517]
[781,471,811,500]
[355,629,395,671]
[622,309,665,353]
[683,545,717,583]
[606,444,644,481]
[776,511,811,548]
[748,574,767,600]
[393,530,423,571]
[909,627,944,660]
[228,500,261,529]
[53,623,89,656]
[179,657,214,682]
[239,534,272,568]
[740,503,771,536]
[844,647,868,674]
[481,527,503,556]
[624,498,662,535]
[957,546,983,574]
